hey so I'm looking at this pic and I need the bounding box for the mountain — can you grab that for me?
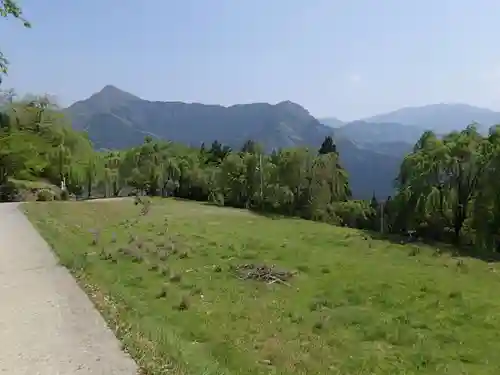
[334,120,423,145]
[356,141,413,158]
[67,85,141,125]
[335,138,403,199]
[319,117,344,128]
[363,103,500,133]
[67,88,333,151]
[65,86,403,199]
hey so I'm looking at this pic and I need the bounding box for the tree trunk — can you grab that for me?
[453,206,466,245]
[87,178,92,199]
[113,181,121,197]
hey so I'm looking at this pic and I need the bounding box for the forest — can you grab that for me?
[1,96,500,256]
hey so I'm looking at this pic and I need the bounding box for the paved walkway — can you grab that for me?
[0,203,138,375]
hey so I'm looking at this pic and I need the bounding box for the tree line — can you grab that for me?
[2,96,500,255]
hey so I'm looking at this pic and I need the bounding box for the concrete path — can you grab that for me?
[0,203,138,375]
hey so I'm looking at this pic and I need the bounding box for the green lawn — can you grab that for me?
[24,198,500,374]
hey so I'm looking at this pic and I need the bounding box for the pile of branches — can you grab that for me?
[231,263,295,286]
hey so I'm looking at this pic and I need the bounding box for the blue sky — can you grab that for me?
[2,0,500,120]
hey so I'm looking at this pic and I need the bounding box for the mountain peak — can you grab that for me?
[75,85,140,111]
[275,100,312,118]
[94,85,139,101]
[276,100,303,108]
[65,85,140,117]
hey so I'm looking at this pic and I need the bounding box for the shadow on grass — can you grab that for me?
[121,194,500,264]
[247,207,294,220]
[362,229,500,263]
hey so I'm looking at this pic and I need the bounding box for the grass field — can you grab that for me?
[24,198,500,374]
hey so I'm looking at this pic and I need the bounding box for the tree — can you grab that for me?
[318,136,337,155]
[241,139,257,154]
[103,151,122,196]
[394,125,492,245]
[84,156,99,199]
[206,140,231,165]
[1,0,31,75]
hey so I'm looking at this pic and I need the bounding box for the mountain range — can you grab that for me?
[64,85,500,199]
[319,103,500,145]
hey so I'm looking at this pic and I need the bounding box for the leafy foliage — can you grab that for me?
[0,0,31,75]
[0,95,95,197]
[393,125,500,253]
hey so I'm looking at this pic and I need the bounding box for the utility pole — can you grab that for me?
[380,200,384,234]
[259,153,263,205]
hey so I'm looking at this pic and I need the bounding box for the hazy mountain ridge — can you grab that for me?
[320,104,500,146]
[332,121,423,146]
[319,117,344,128]
[362,103,500,133]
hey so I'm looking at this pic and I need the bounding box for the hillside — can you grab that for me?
[25,198,500,374]
[319,117,344,128]
[363,103,500,133]
[65,86,405,199]
[333,120,423,145]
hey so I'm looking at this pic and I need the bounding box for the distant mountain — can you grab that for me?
[67,87,333,151]
[67,85,141,126]
[65,85,155,149]
[356,141,413,158]
[363,103,500,133]
[335,138,403,199]
[319,117,344,128]
[65,86,404,199]
[334,121,423,145]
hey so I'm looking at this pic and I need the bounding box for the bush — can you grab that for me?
[328,201,376,229]
[37,189,55,201]
[0,181,21,202]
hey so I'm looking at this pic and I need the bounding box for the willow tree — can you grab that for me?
[84,155,99,198]
[395,125,490,244]
[102,151,122,196]
[471,126,500,251]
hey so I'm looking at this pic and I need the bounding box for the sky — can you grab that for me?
[2,0,500,120]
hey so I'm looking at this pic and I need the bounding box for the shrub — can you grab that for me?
[328,200,375,229]
[36,189,55,201]
[0,181,21,202]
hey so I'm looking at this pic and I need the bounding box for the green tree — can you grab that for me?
[84,155,99,199]
[103,151,122,196]
[395,125,492,245]
[1,0,31,75]
[318,136,337,155]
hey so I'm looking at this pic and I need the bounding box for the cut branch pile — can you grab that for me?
[231,263,295,286]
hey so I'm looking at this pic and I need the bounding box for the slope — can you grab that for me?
[334,121,423,146]
[25,198,500,375]
[319,117,344,128]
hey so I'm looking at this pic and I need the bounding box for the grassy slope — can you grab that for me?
[24,198,500,375]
